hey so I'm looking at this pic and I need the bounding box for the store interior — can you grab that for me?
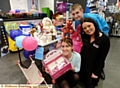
[0,0,120,88]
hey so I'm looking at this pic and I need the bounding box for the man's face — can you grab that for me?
[71,8,83,21]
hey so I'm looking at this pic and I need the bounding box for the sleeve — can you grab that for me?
[96,14,109,35]
[93,36,110,76]
[74,53,81,72]
[86,13,109,35]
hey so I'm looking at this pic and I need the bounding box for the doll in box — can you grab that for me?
[61,19,74,39]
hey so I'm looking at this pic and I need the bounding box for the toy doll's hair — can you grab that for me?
[70,4,83,11]
[61,38,73,46]
[52,12,63,20]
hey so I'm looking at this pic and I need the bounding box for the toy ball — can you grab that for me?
[10,30,22,41]
[23,50,35,59]
[10,10,15,13]
[15,35,26,48]
[22,36,38,51]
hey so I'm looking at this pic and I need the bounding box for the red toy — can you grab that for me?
[61,19,74,38]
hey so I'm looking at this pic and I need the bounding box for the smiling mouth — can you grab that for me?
[63,51,68,53]
[87,32,91,34]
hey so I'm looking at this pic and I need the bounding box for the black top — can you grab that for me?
[80,33,110,76]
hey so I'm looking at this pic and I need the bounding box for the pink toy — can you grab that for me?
[43,50,72,80]
[22,36,38,51]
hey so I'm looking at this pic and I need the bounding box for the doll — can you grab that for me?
[61,19,74,39]
[42,17,56,34]
[52,12,64,27]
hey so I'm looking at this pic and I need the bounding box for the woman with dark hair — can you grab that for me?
[79,18,110,88]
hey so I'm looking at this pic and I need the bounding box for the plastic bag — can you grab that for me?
[72,25,83,53]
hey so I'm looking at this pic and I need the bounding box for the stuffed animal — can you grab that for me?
[29,28,36,37]
[61,19,74,39]
[42,17,56,35]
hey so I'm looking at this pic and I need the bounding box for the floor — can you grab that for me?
[0,37,120,88]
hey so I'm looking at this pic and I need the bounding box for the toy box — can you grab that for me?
[43,50,72,80]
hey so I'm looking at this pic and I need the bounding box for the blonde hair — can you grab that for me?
[70,4,83,11]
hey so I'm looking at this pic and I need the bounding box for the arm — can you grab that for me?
[93,36,110,76]
[84,13,109,35]
[96,14,109,35]
[70,26,75,34]
[72,52,81,72]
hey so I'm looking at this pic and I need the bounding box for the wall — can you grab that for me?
[9,0,28,11]
[0,0,11,12]
[39,0,54,13]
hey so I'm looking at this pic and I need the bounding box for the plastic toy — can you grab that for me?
[61,19,74,38]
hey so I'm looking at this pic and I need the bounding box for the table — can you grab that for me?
[38,38,62,47]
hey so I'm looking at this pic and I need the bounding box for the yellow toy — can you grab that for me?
[8,36,22,52]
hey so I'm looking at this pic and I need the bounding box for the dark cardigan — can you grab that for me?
[80,33,110,76]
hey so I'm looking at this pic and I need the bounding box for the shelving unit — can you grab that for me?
[0,18,9,57]
[89,0,99,14]
[105,6,120,37]
[109,20,120,37]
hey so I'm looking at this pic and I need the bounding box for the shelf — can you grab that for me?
[38,38,62,47]
[3,17,45,22]
[109,34,120,37]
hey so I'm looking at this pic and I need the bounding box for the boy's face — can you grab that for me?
[71,8,83,21]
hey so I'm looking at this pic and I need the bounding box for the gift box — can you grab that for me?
[43,50,72,80]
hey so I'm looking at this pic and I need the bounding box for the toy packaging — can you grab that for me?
[43,50,72,80]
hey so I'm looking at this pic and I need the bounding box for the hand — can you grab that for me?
[45,68,49,74]
[71,68,75,72]
[91,73,98,79]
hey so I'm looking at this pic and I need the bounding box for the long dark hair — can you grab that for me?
[81,18,100,41]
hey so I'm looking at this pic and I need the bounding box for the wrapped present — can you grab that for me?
[43,50,72,80]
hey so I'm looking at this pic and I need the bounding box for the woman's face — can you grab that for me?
[82,22,95,36]
[61,42,73,57]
